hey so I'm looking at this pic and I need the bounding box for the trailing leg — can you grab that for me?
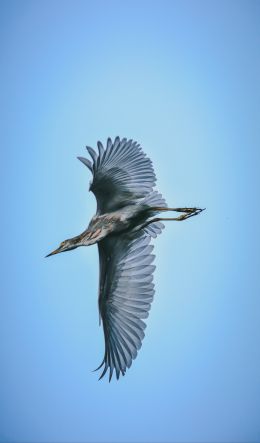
[149,206,204,218]
[141,207,205,230]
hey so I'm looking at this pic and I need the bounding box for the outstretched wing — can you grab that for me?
[96,232,156,381]
[78,137,157,214]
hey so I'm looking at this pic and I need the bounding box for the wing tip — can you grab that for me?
[94,358,127,381]
[77,156,93,172]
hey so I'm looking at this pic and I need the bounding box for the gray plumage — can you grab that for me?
[47,136,204,381]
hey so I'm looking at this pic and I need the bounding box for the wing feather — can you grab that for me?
[77,156,93,173]
[79,137,157,213]
[97,141,105,167]
[86,146,98,170]
[97,232,156,380]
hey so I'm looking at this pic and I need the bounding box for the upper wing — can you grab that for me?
[96,232,156,381]
[78,137,157,214]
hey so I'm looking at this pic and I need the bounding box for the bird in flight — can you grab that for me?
[47,137,204,381]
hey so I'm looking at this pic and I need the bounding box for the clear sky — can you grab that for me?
[1,0,260,442]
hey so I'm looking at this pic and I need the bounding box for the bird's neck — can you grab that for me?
[68,230,88,247]
[71,228,102,247]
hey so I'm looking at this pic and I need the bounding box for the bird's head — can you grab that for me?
[46,226,105,258]
[46,236,81,257]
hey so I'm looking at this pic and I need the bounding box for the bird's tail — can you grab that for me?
[139,191,167,215]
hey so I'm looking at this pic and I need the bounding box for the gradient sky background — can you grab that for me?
[1,1,260,442]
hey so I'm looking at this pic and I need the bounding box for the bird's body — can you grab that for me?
[86,204,142,240]
[47,137,204,380]
[84,199,164,242]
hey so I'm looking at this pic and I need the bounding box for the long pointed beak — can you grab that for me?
[45,247,62,258]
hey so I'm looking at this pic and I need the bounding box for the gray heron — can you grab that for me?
[47,137,204,381]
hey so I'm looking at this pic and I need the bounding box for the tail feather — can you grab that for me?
[138,191,168,238]
[141,191,167,209]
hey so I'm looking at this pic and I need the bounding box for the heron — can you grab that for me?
[47,137,204,381]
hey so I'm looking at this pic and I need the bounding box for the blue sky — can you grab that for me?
[1,1,260,442]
